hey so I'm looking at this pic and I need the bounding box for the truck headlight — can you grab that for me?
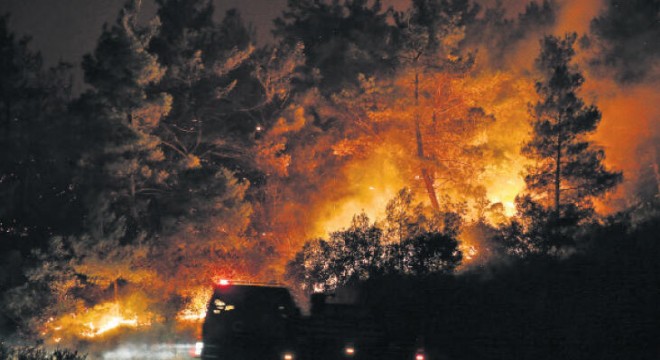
[344,346,355,356]
[194,342,203,357]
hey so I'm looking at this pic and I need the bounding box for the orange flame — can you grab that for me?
[176,287,212,322]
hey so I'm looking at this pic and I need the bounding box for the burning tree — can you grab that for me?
[390,0,481,212]
[320,0,495,216]
[254,0,507,266]
[330,60,494,215]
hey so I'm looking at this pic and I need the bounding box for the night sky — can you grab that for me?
[0,0,291,59]
[0,0,416,91]
[0,0,421,64]
[0,0,289,90]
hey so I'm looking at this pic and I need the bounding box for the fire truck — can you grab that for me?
[198,280,427,360]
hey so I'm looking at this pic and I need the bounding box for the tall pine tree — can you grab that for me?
[519,33,621,252]
[81,0,171,240]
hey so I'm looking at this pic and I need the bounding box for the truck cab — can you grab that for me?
[199,281,423,360]
[200,280,301,360]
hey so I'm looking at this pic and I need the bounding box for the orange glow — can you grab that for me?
[308,68,533,238]
[463,70,534,220]
[81,315,139,338]
[582,77,660,212]
[313,145,407,237]
[177,287,213,322]
[43,301,154,343]
[556,0,605,35]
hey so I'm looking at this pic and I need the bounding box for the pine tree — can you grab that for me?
[148,1,256,167]
[520,33,622,250]
[149,0,215,69]
[81,0,171,239]
[148,1,305,262]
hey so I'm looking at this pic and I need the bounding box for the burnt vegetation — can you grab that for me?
[0,0,658,358]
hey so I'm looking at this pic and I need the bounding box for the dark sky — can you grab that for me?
[0,0,288,65]
[0,0,409,91]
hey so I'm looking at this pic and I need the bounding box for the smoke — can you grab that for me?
[472,0,660,211]
[580,0,660,208]
[584,78,660,210]
[555,0,604,35]
[587,0,660,84]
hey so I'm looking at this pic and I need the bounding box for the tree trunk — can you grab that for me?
[555,134,561,218]
[114,278,120,316]
[414,71,440,212]
[130,173,138,220]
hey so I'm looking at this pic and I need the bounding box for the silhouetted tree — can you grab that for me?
[382,188,428,243]
[286,213,384,293]
[399,231,462,275]
[517,33,621,252]
[80,0,172,240]
[287,207,463,293]
[286,238,340,293]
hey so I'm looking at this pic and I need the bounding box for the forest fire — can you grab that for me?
[81,315,139,339]
[0,0,658,357]
[313,146,407,236]
[176,288,213,322]
[42,302,153,343]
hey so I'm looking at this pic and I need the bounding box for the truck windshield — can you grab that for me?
[203,285,298,341]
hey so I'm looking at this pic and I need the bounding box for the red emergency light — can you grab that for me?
[217,279,230,286]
